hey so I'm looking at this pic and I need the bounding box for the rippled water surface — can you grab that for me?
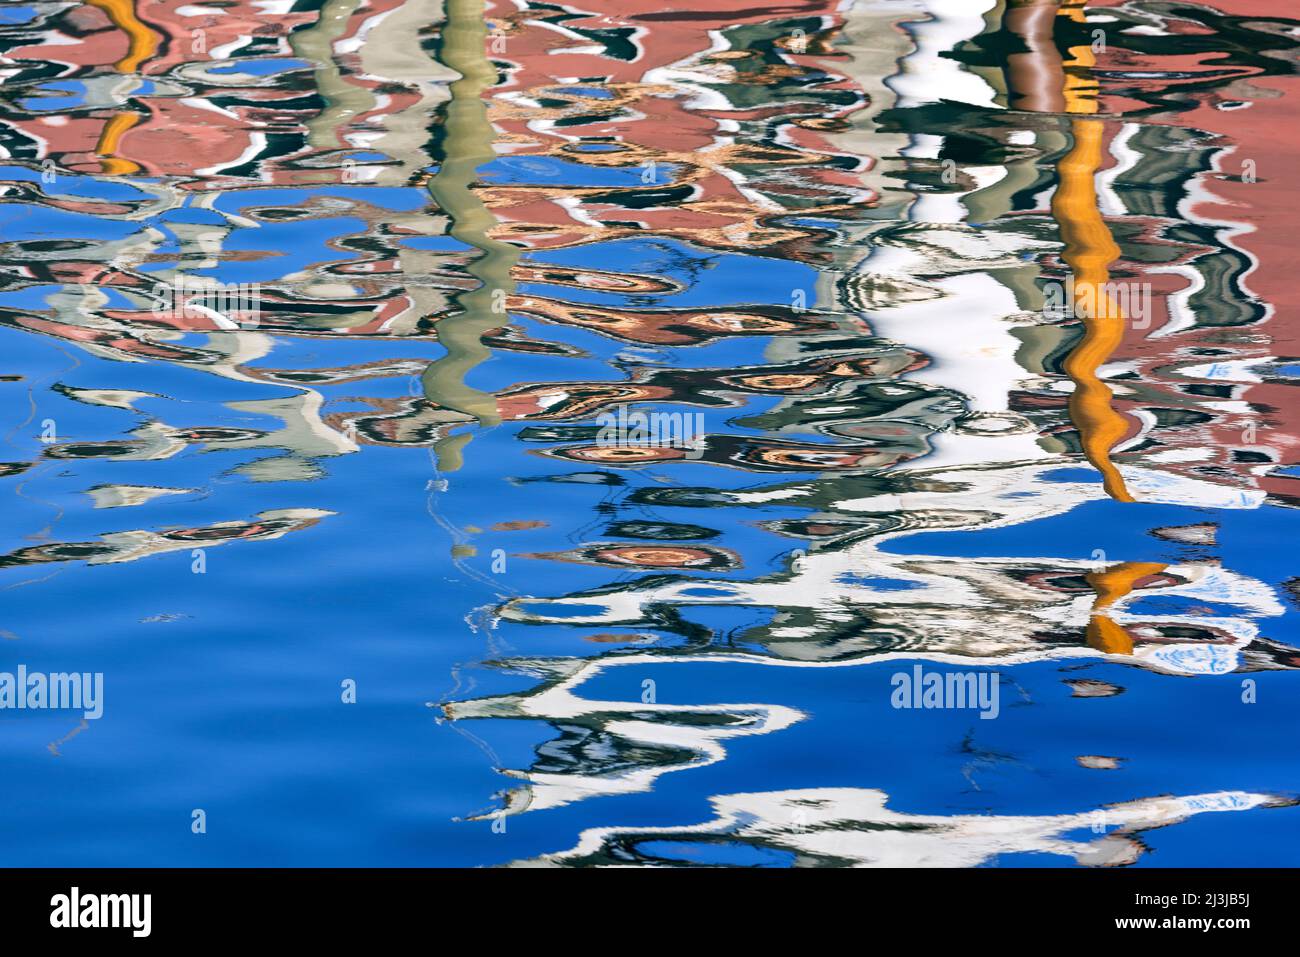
[2,0,1300,866]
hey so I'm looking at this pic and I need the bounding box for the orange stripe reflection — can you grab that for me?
[84,0,159,174]
[1051,2,1135,502]
[85,0,160,73]
[94,110,143,174]
[1085,561,1166,654]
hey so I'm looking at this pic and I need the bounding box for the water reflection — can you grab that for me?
[1,0,1298,866]
[521,787,1291,867]
[440,0,1300,860]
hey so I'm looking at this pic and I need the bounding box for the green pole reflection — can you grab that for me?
[422,0,518,471]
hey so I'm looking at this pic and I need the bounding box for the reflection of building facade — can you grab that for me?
[1,0,1298,861]
[1,0,447,183]
[0,0,473,564]
[439,0,1300,831]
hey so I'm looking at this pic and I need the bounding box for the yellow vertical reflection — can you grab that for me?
[1057,0,1100,114]
[84,0,159,175]
[1085,561,1165,654]
[93,110,142,175]
[1051,0,1135,501]
[84,0,159,74]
